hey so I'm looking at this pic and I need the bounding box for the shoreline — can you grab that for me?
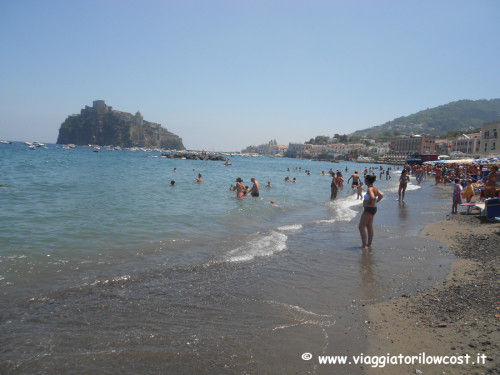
[364,195,499,374]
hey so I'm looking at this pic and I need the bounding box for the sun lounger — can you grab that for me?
[474,202,486,216]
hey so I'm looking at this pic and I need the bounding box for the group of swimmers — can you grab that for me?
[230,177,260,198]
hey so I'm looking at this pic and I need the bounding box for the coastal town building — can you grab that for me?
[287,143,308,157]
[480,122,499,157]
[369,142,390,155]
[253,140,288,156]
[390,134,436,155]
[435,139,453,156]
[453,133,481,155]
[271,145,288,156]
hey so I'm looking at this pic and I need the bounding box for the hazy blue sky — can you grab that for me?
[1,0,499,151]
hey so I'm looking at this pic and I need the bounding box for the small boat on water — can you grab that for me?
[0,140,12,144]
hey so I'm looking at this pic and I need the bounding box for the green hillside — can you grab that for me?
[351,99,500,137]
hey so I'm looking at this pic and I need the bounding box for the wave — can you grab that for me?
[384,182,422,193]
[265,300,332,318]
[325,194,363,222]
[224,231,288,263]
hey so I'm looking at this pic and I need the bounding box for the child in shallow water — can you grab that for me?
[356,182,365,200]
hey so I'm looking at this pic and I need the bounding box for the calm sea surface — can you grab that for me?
[0,142,453,374]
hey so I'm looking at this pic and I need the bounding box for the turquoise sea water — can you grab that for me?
[0,142,453,374]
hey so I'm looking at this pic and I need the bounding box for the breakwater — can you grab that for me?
[161,152,227,161]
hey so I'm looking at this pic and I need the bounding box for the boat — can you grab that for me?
[0,140,12,144]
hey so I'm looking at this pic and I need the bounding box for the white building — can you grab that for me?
[288,143,308,156]
[453,133,481,155]
[480,122,499,157]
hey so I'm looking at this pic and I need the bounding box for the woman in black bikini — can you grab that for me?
[358,175,384,249]
[398,169,410,201]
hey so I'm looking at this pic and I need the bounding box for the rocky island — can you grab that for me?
[56,100,185,149]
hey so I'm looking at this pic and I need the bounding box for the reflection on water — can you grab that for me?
[398,200,409,221]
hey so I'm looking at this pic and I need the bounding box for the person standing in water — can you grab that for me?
[398,169,410,201]
[358,175,384,249]
[249,177,260,197]
[347,171,361,188]
[330,171,338,199]
[336,171,344,190]
[235,177,245,198]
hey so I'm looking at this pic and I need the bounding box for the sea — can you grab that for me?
[0,142,454,374]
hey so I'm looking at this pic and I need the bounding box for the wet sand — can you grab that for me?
[365,198,499,374]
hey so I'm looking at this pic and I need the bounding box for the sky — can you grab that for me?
[1,0,499,151]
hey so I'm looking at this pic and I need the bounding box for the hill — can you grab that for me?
[351,99,500,138]
[56,100,185,149]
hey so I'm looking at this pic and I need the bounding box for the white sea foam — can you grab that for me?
[225,231,287,262]
[277,224,303,232]
[405,183,421,191]
[385,182,422,194]
[327,195,363,222]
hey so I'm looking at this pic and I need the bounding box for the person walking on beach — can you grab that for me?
[398,169,410,201]
[249,177,260,197]
[358,175,383,249]
[452,178,463,214]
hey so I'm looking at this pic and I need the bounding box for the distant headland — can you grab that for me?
[56,100,185,149]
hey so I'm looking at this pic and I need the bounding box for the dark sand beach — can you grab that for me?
[365,190,499,375]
